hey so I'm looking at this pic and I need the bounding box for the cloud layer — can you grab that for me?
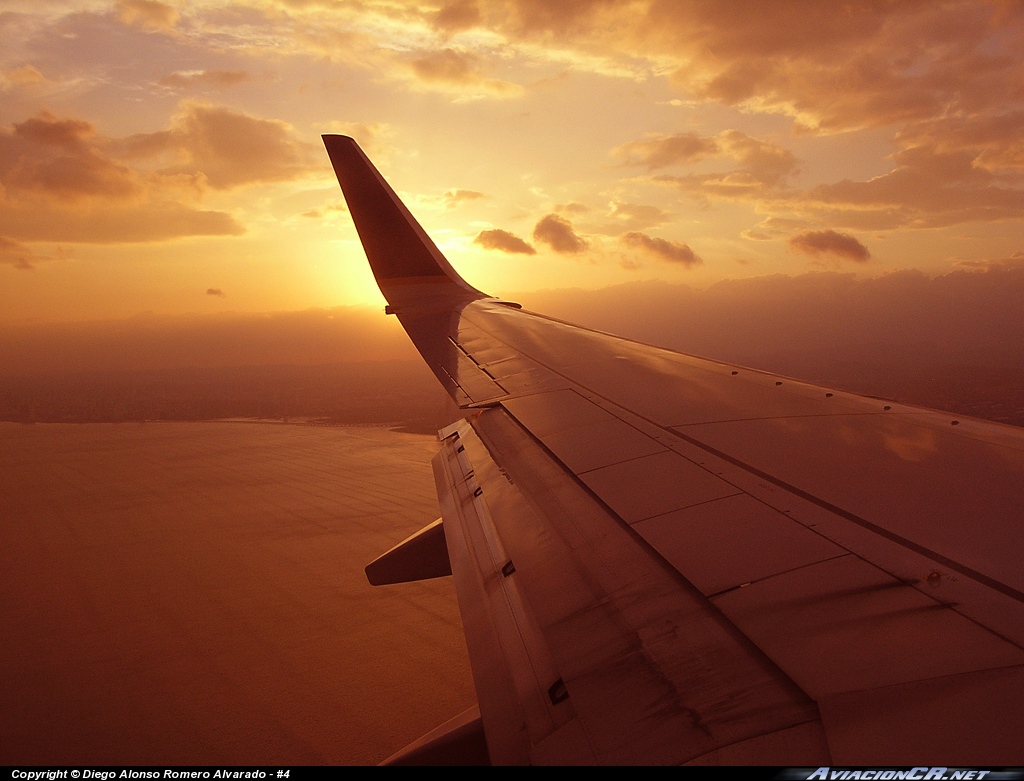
[0,110,246,244]
[0,101,322,251]
[120,103,318,189]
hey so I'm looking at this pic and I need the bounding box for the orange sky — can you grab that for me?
[2,0,1024,324]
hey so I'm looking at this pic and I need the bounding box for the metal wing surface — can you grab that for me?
[323,135,1024,766]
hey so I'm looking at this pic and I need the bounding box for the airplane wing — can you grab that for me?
[323,134,1024,766]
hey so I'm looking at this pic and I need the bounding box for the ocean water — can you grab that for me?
[0,421,475,765]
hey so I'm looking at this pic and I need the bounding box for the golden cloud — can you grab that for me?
[120,103,319,189]
[319,122,392,158]
[805,145,1024,228]
[452,2,1024,136]
[742,216,811,240]
[789,230,870,263]
[533,213,588,253]
[302,201,349,219]
[474,228,536,254]
[0,201,244,243]
[412,48,478,83]
[897,113,1024,172]
[618,129,799,203]
[621,231,701,267]
[955,252,1024,272]
[0,112,143,204]
[116,0,179,32]
[0,111,245,244]
[606,201,671,231]
[433,0,482,33]
[1,65,49,90]
[174,2,1024,133]
[443,189,487,208]
[613,132,719,170]
[0,236,46,270]
[618,125,1024,229]
[555,202,590,215]
[406,47,524,97]
[507,0,625,36]
[158,70,255,91]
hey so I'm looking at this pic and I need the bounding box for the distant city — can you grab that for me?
[1,353,1021,431]
[0,361,448,434]
[4,269,1024,432]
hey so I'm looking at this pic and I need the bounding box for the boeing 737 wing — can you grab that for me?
[323,134,1024,766]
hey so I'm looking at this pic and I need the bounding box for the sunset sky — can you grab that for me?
[2,0,1024,324]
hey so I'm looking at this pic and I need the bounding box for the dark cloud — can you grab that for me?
[533,213,588,253]
[474,228,536,254]
[621,231,701,267]
[206,288,226,297]
[789,230,871,262]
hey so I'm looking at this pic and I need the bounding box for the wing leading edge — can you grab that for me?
[322,134,1024,765]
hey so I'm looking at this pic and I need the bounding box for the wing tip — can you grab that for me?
[322,129,487,306]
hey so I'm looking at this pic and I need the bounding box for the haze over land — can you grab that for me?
[3,263,1023,429]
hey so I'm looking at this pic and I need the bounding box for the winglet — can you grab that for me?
[322,135,485,307]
